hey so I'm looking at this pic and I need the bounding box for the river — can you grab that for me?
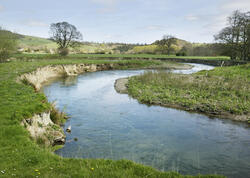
[42,64,250,178]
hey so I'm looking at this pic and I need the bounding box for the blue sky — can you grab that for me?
[0,0,249,43]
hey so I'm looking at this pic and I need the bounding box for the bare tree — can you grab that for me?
[50,22,82,55]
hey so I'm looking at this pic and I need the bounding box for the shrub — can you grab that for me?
[0,28,18,62]
[58,48,69,56]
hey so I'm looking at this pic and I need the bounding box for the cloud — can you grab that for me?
[201,0,250,41]
[222,0,250,11]
[185,15,199,21]
[24,20,48,27]
[145,25,168,31]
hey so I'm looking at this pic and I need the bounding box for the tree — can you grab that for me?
[50,22,83,55]
[0,27,18,62]
[155,35,177,55]
[214,10,250,61]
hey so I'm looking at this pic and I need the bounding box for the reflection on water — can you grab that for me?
[43,64,250,178]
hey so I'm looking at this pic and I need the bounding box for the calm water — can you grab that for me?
[43,64,250,178]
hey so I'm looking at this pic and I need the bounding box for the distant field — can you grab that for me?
[17,35,119,53]
[17,35,57,49]
[12,53,231,60]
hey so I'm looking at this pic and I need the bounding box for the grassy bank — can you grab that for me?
[11,53,230,61]
[0,59,223,177]
[128,64,250,122]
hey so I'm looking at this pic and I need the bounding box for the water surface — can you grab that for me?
[43,64,250,178]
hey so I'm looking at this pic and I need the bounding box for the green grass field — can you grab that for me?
[12,53,230,61]
[0,59,224,177]
[128,64,250,120]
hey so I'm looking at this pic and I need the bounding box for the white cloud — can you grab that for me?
[25,20,48,27]
[185,15,199,21]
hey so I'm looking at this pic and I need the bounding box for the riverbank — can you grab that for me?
[0,59,223,177]
[10,53,247,67]
[121,64,249,122]
[12,53,231,61]
[18,61,191,146]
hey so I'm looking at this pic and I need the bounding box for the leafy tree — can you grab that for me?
[114,44,136,53]
[155,35,177,55]
[0,27,18,62]
[49,22,83,56]
[214,10,250,61]
[133,45,158,54]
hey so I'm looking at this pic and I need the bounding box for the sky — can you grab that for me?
[0,0,249,44]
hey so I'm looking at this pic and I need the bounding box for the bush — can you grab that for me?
[58,48,69,56]
[0,28,18,62]
[176,52,187,56]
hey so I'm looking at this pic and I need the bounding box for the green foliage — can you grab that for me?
[113,44,136,53]
[133,45,158,54]
[128,64,250,116]
[0,28,18,61]
[50,104,68,125]
[58,48,69,56]
[176,52,187,56]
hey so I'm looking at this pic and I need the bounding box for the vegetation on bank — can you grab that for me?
[128,64,250,121]
[0,59,224,177]
[11,53,230,61]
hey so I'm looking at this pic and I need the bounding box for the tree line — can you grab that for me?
[142,10,249,60]
[0,10,249,61]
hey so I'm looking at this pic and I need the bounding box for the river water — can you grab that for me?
[42,64,250,178]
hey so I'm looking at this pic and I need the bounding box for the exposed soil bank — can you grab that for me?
[21,112,65,146]
[114,78,249,123]
[18,63,115,91]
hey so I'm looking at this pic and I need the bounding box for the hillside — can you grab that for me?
[16,34,120,54]
[15,33,221,56]
[17,35,56,49]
